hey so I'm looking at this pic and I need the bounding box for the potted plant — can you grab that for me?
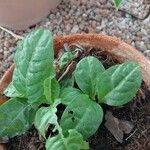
[0,0,61,30]
[0,28,150,150]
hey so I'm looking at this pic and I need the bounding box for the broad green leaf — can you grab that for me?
[44,77,60,104]
[34,100,60,138]
[60,95,103,139]
[113,0,123,9]
[75,56,105,99]
[12,28,55,103]
[4,82,24,98]
[97,62,142,106]
[46,129,89,150]
[60,87,83,105]
[0,98,37,137]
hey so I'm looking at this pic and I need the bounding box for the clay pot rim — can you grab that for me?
[0,33,150,105]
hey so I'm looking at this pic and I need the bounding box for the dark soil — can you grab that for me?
[5,47,150,150]
[7,127,44,150]
[89,85,150,150]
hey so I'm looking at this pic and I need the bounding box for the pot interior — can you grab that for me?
[1,34,150,103]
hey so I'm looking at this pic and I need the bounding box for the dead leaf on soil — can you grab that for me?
[104,111,134,143]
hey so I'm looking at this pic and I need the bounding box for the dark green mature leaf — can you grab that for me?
[113,0,123,9]
[60,87,82,105]
[12,28,55,103]
[75,56,105,99]
[35,100,60,138]
[60,94,103,139]
[44,77,60,104]
[46,129,89,150]
[0,98,37,137]
[97,62,142,106]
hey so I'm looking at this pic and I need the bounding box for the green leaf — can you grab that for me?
[12,28,55,103]
[60,94,103,139]
[34,100,60,138]
[46,129,89,150]
[0,98,37,137]
[4,82,24,98]
[113,0,123,9]
[97,62,142,106]
[75,56,105,99]
[60,87,83,105]
[44,77,60,104]
[59,51,75,69]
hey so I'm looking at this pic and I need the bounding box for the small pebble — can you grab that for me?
[71,25,79,33]
[91,20,97,29]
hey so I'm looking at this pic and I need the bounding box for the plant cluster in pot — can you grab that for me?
[0,0,61,30]
[0,29,150,150]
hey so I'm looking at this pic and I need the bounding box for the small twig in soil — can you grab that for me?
[18,138,22,150]
[0,26,24,40]
[125,129,138,141]
[58,61,76,81]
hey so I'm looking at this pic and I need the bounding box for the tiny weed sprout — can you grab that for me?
[113,0,123,10]
[0,29,142,150]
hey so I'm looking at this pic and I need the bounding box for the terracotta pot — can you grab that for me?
[0,33,150,105]
[0,0,61,30]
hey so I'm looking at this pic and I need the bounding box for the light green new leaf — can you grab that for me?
[34,100,60,138]
[113,0,123,9]
[44,77,60,104]
[0,98,37,137]
[60,87,82,105]
[97,62,142,106]
[46,129,89,150]
[4,82,24,98]
[75,56,105,99]
[12,28,55,103]
[59,51,75,69]
[60,94,103,139]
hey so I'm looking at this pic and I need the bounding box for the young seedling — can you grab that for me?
[113,0,123,10]
[0,28,142,150]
